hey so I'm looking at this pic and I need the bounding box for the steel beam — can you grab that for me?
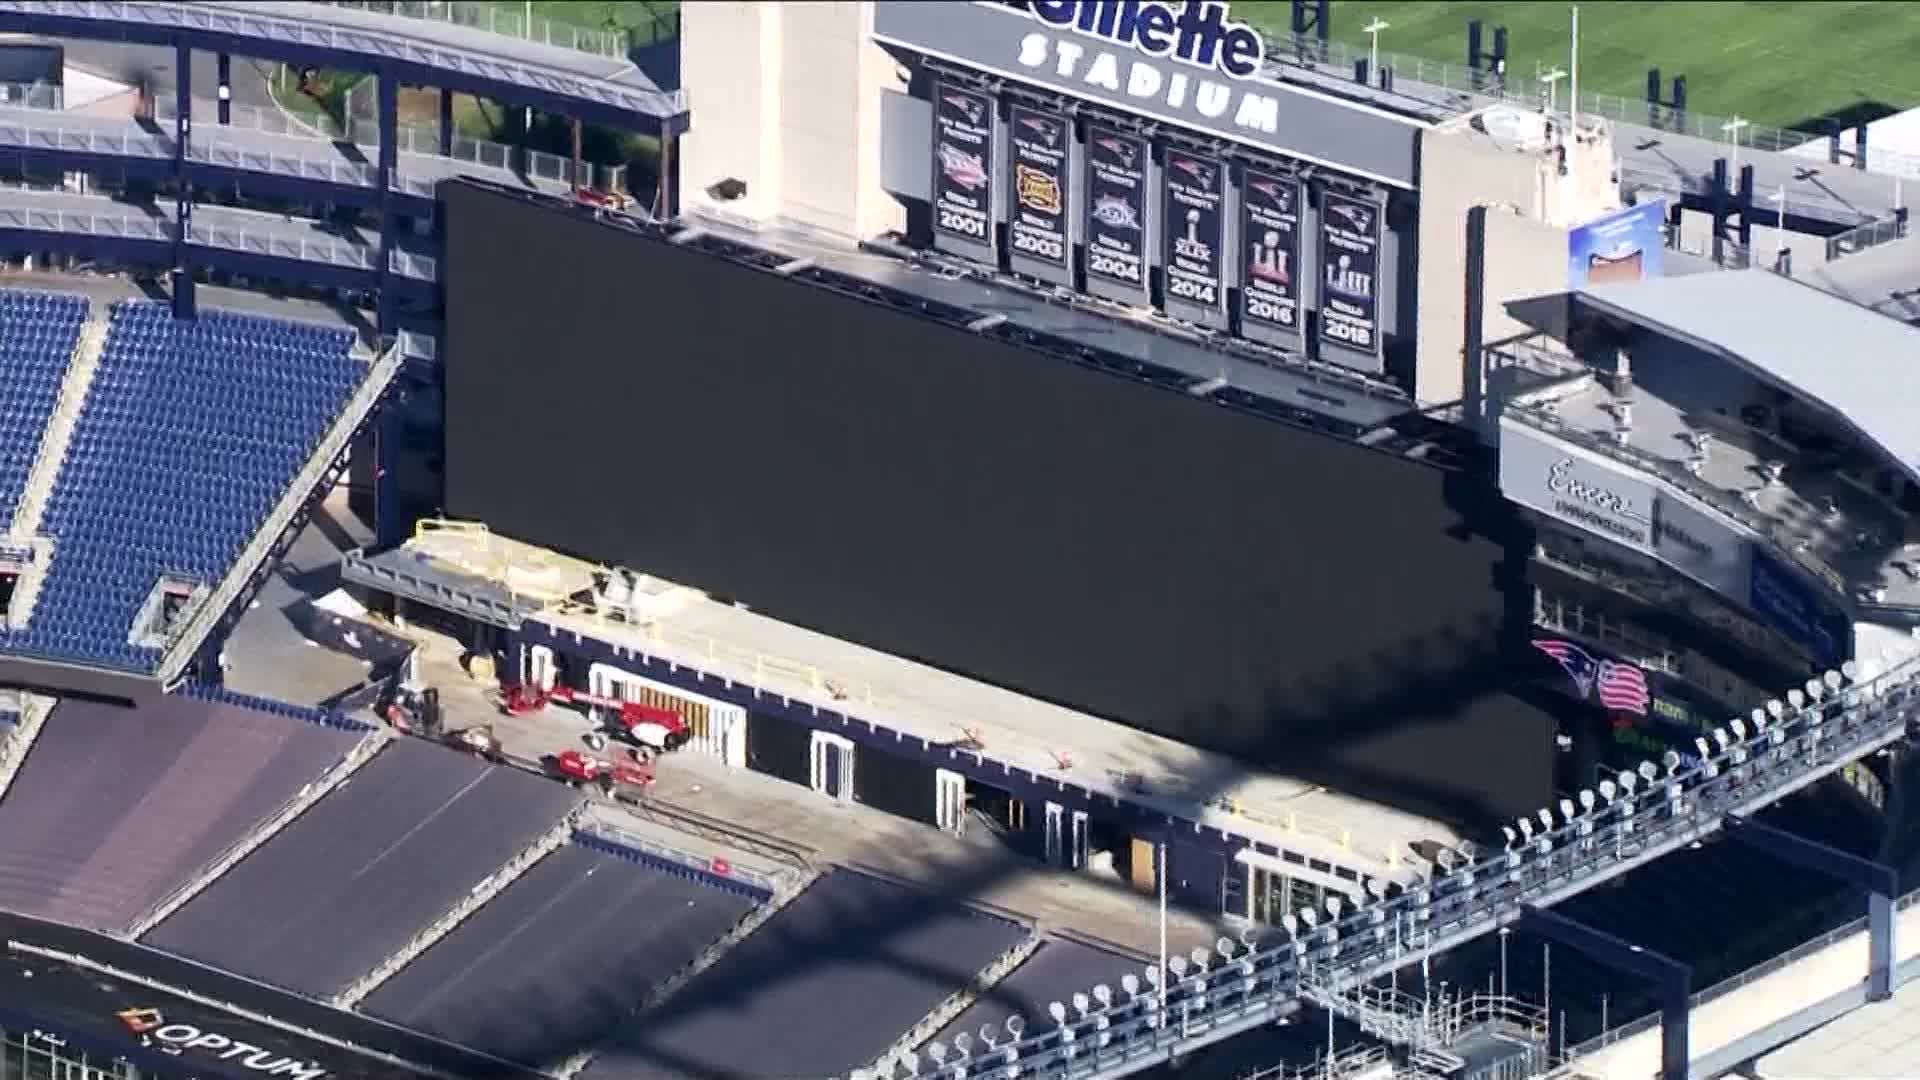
[170,40,196,320]
[1519,905,1692,1080]
[1724,813,1899,1000]
[376,70,398,335]
[216,52,231,125]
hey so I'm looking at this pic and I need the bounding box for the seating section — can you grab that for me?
[361,839,765,1069]
[579,868,1030,1080]
[0,289,86,530]
[144,737,583,1000]
[3,301,363,671]
[0,694,361,934]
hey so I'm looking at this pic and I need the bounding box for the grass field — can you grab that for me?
[1237,1,1920,133]
[471,1,678,48]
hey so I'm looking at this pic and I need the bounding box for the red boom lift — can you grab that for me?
[500,683,694,752]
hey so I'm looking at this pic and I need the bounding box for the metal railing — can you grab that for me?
[154,95,327,140]
[527,607,1409,874]
[859,652,1919,1080]
[319,0,631,58]
[0,82,60,111]
[0,1,685,118]
[1560,884,1920,1062]
[574,816,794,898]
[1505,402,1848,596]
[1261,28,1920,184]
[1826,215,1911,262]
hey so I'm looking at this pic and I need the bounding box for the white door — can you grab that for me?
[810,732,855,802]
[1070,810,1091,870]
[711,712,747,769]
[523,644,556,691]
[935,769,967,835]
[1043,802,1065,865]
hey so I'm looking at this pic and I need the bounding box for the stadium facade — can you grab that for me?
[0,2,1914,1080]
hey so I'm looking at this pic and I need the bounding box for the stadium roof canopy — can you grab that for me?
[1570,268,1920,485]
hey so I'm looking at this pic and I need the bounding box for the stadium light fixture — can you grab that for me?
[1363,17,1391,80]
[1712,729,1731,753]
[1767,699,1786,721]
[1558,798,1577,824]
[1169,956,1190,979]
[1075,991,1094,1017]
[1539,67,1568,115]
[1825,669,1846,694]
[953,1033,975,1059]
[1502,825,1519,850]
[1048,1000,1069,1027]
[1694,736,1712,760]
[1598,779,1618,804]
[978,1024,999,1051]
[1517,818,1535,842]
[1841,661,1860,684]
[1326,896,1345,921]
[1579,789,1597,813]
[1751,707,1769,732]
[1217,938,1238,963]
[1663,749,1683,775]
[1637,761,1660,784]
[1722,115,1750,173]
[1537,808,1556,831]
[1805,677,1826,702]
[1730,719,1748,741]
[1189,948,1212,974]
[1007,1014,1028,1039]
[901,1049,922,1077]
[1788,688,1806,711]
[1094,983,1115,1008]
[927,1042,949,1067]
[1120,974,1141,998]
[1299,907,1321,929]
[1619,769,1640,794]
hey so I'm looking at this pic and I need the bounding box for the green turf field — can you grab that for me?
[470,1,679,49]
[1237,1,1920,133]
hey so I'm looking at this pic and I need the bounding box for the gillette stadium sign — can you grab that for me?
[873,1,1423,187]
[1013,1,1282,134]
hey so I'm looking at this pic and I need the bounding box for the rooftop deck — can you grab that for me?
[1509,375,1920,612]
[386,525,1462,883]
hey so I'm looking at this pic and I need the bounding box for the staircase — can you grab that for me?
[128,729,392,939]
[10,315,107,542]
[332,804,588,1008]
[1301,977,1448,1051]
[157,341,403,685]
[0,692,56,802]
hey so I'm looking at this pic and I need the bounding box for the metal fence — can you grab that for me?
[0,82,60,111]
[859,650,1920,1080]
[1265,29,1920,185]
[1826,215,1911,262]
[316,1,629,57]
[342,82,630,194]
[1560,885,1920,1063]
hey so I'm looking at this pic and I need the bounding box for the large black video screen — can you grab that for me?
[442,182,1555,829]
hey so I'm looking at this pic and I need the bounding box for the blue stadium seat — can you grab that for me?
[0,289,89,529]
[0,300,366,674]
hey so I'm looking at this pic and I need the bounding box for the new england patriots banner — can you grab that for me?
[932,84,996,254]
[1007,105,1071,270]
[1533,639,1650,715]
[1084,126,1148,291]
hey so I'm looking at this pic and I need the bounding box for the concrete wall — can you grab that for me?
[678,0,905,240]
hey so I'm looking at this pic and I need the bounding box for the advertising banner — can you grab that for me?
[1568,200,1667,289]
[1652,490,1749,597]
[1007,104,1070,268]
[1161,149,1225,311]
[931,84,995,250]
[1499,421,1656,552]
[1748,547,1849,666]
[1241,168,1301,334]
[1085,126,1149,291]
[1317,191,1382,356]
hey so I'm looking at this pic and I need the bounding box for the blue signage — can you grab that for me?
[1014,1,1267,79]
[1567,199,1666,290]
[1748,547,1849,666]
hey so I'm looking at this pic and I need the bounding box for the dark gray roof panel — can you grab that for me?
[0,696,358,934]
[144,738,581,998]
[579,868,1029,1080]
[362,843,761,1070]
[932,938,1144,1049]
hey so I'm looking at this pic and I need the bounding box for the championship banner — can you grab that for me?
[1084,126,1148,289]
[1007,105,1070,267]
[931,84,994,247]
[1161,149,1225,310]
[1317,191,1381,355]
[1241,168,1300,332]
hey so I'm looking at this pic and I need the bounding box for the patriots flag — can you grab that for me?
[1533,639,1650,715]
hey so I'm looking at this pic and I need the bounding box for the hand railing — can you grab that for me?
[864,653,1919,1080]
[318,0,631,58]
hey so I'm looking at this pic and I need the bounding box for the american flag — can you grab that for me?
[1533,639,1650,715]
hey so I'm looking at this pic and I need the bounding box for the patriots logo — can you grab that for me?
[1331,202,1373,232]
[1095,136,1137,168]
[1018,115,1057,143]
[1533,639,1650,715]
[942,93,984,126]
[1173,157,1214,188]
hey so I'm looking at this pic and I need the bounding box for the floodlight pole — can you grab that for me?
[1539,67,1567,117]
[1568,6,1580,193]
[1723,116,1750,175]
[1773,185,1787,266]
[1363,18,1390,79]
[1157,841,1169,1017]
